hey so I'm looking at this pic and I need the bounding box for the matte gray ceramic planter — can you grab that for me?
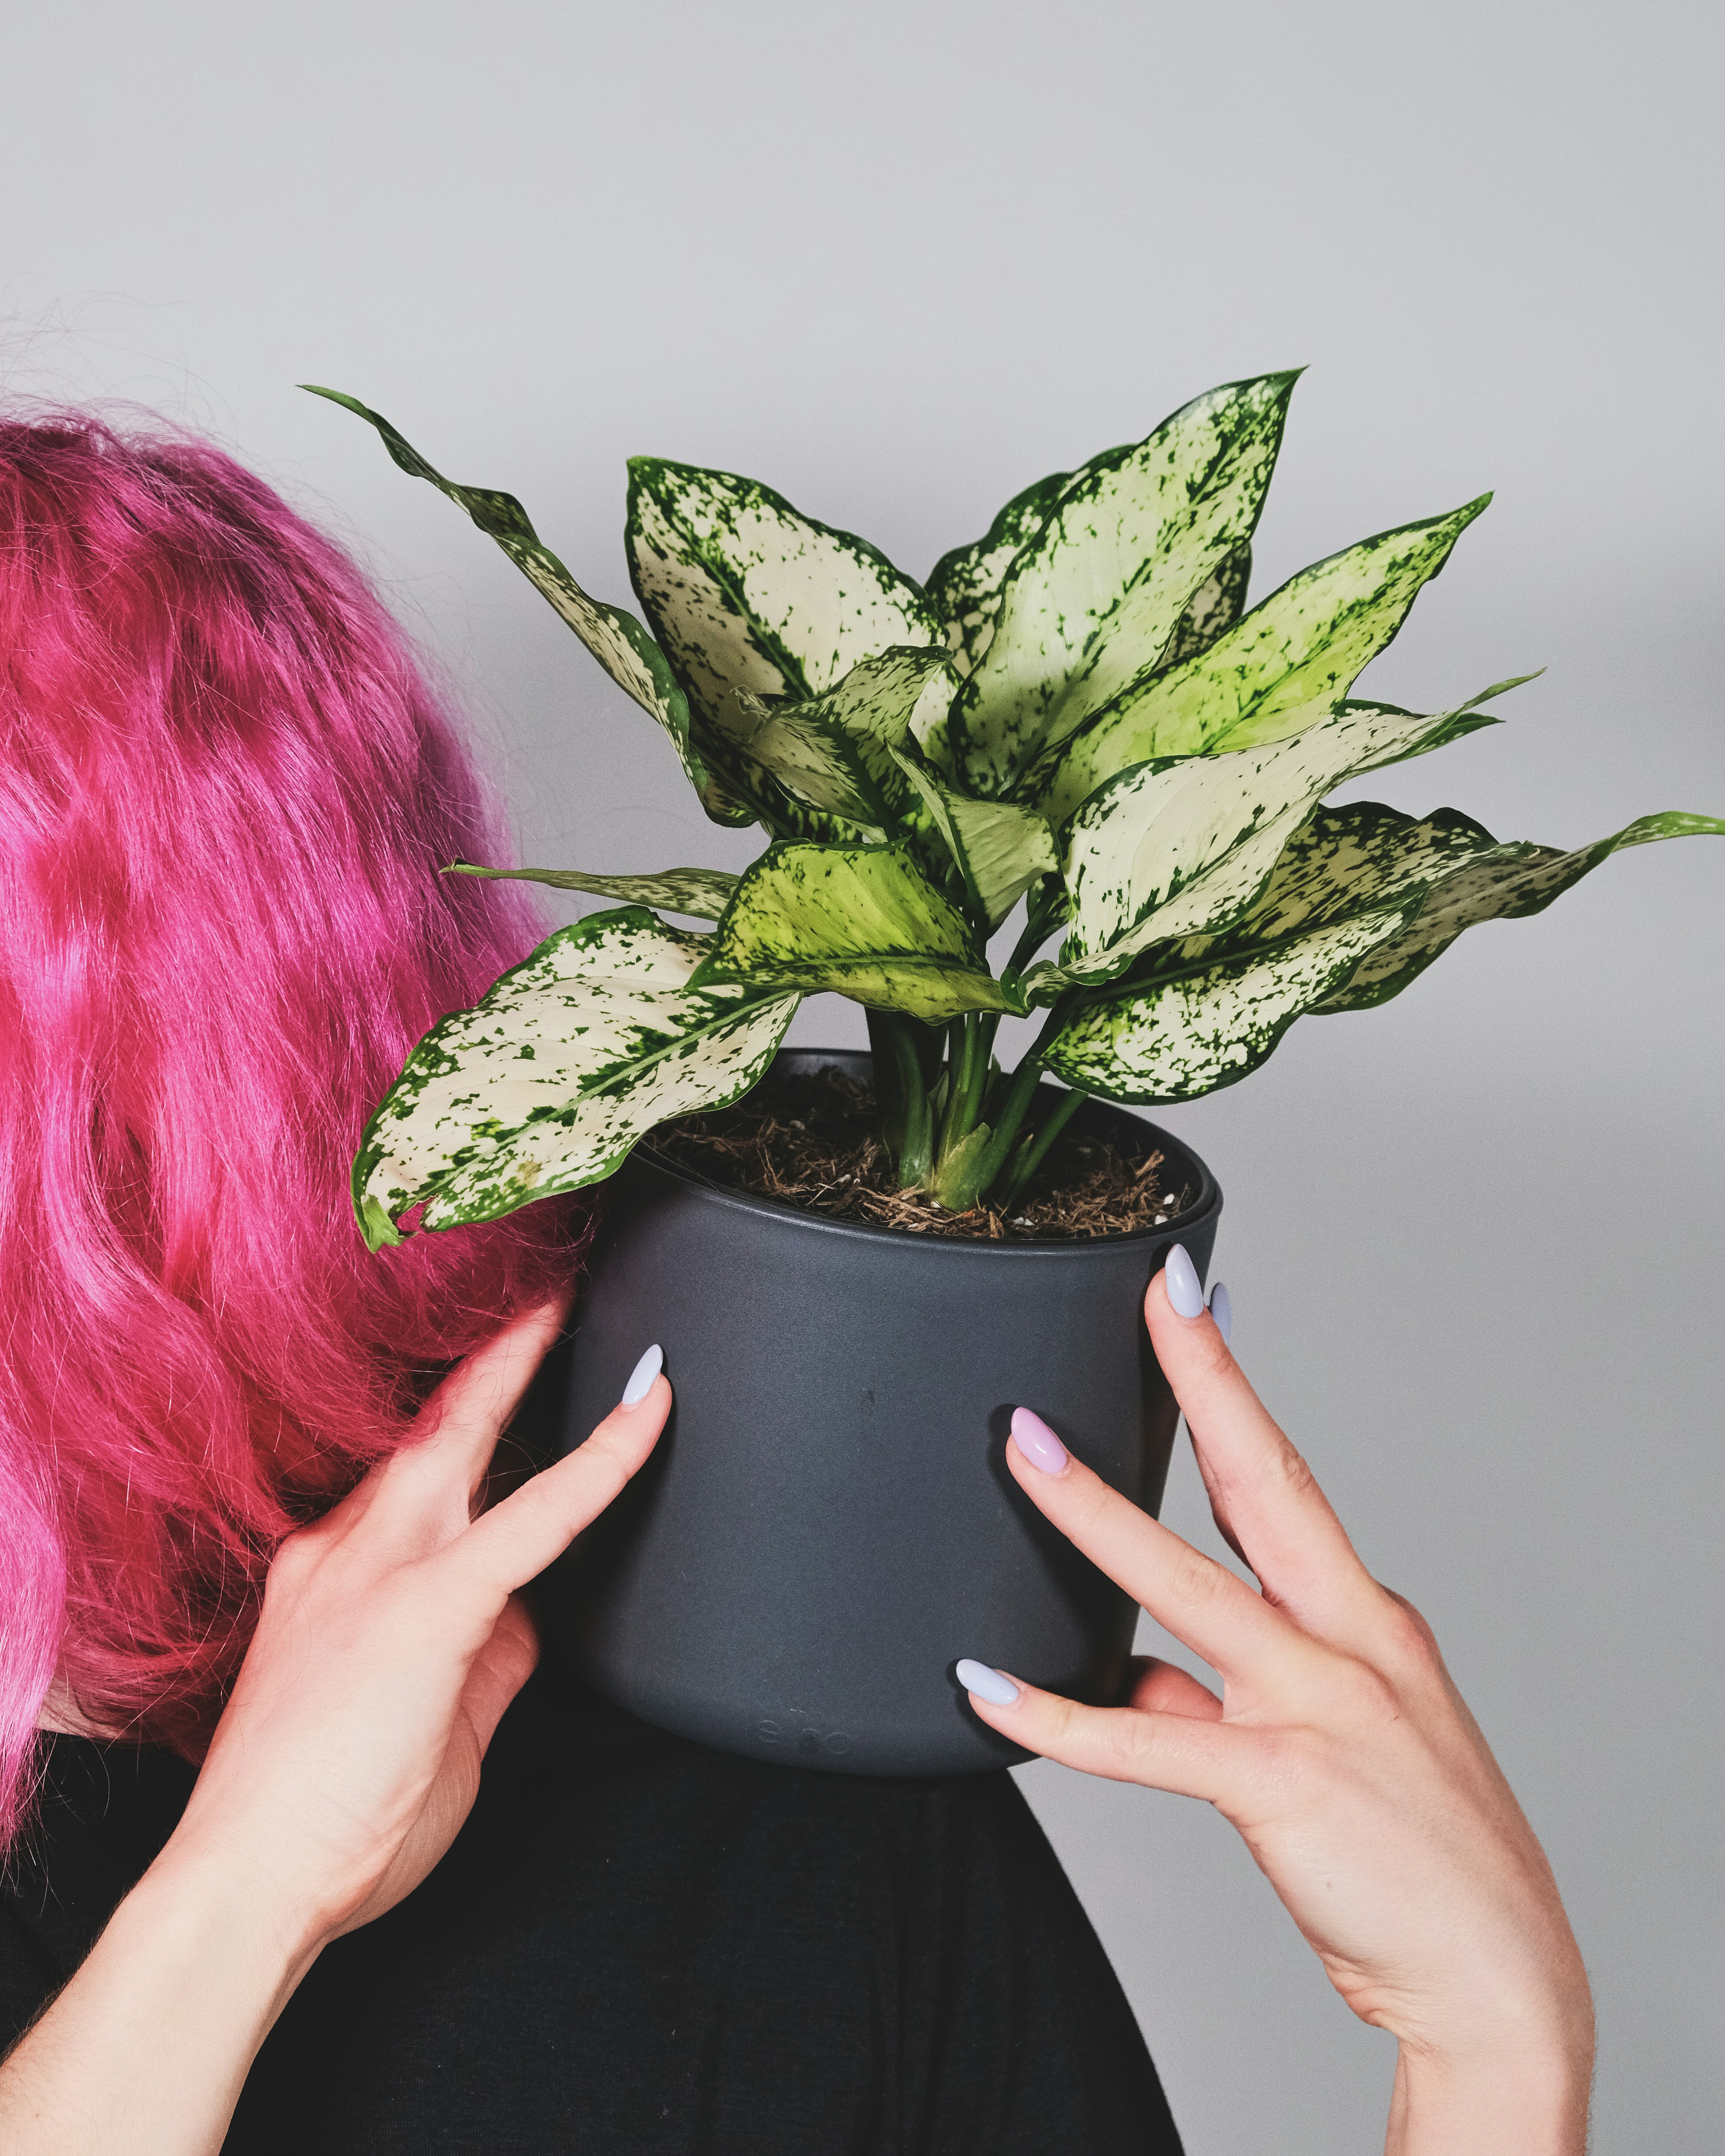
[534,1050,1221,1776]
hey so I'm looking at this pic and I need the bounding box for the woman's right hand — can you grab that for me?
[0,1300,669,2156]
[960,1259,1594,2156]
[169,1297,670,1952]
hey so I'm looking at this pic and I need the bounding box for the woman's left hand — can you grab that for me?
[958,1257,1594,2156]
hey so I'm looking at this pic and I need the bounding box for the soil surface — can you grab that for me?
[648,1065,1196,1243]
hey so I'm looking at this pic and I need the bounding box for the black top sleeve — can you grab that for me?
[1,1663,1181,2155]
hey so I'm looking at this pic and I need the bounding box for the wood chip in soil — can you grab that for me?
[645,1066,1195,1243]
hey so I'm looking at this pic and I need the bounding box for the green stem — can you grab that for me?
[865,1007,907,1145]
[968,996,1077,1207]
[999,1085,1087,1208]
[889,1024,933,1189]
[935,1012,990,1165]
[1005,915,1050,980]
[1004,879,1069,981]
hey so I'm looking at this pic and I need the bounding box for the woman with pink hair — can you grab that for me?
[0,413,1590,2154]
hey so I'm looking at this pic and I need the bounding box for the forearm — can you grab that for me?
[0,1846,319,2156]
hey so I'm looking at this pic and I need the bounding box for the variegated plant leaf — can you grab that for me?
[951,373,1298,797]
[924,467,1072,678]
[1042,800,1725,1103]
[1033,499,1497,825]
[1037,802,1501,1100]
[1042,908,1407,1104]
[353,908,797,1245]
[700,842,1016,1022]
[304,388,706,796]
[1154,544,1252,674]
[1023,692,1504,996]
[714,648,958,833]
[888,750,1058,929]
[1315,807,1725,1011]
[447,861,739,920]
[626,457,942,743]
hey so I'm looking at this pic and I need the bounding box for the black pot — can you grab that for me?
[533,1050,1221,1776]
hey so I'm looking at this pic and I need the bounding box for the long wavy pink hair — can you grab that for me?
[0,411,579,1853]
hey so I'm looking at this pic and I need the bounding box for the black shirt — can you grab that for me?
[0,1661,1181,2153]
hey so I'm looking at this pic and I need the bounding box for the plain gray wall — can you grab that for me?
[5,1,1720,2145]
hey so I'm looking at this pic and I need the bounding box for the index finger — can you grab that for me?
[1145,1260,1376,1637]
[381,1291,575,1524]
[453,1371,670,1593]
[1003,1433,1306,1685]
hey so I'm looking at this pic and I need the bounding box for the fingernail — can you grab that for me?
[1207,1282,1233,1346]
[620,1344,663,1407]
[1164,1243,1204,1318]
[1009,1405,1070,1475]
[956,1659,1020,1707]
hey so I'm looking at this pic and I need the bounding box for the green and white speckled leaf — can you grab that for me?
[1316,807,1725,1011]
[925,468,1072,678]
[888,751,1058,929]
[1033,499,1496,826]
[952,374,1298,797]
[1042,801,1725,1105]
[1043,910,1405,1104]
[1025,693,1503,996]
[715,648,958,832]
[352,909,796,1243]
[1036,803,1493,1101]
[701,842,1015,1022]
[447,861,739,920]
[304,389,705,796]
[626,458,941,738]
[1154,544,1252,675]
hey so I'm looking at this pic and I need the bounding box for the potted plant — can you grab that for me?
[313,373,1720,1773]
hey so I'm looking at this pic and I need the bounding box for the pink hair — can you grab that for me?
[0,411,581,1852]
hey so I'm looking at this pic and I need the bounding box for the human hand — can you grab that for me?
[957,1254,1594,2156]
[161,1300,669,1960]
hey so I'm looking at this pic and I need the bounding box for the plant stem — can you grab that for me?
[1004,879,1068,981]
[998,1084,1087,1208]
[888,1023,933,1189]
[967,995,1076,1207]
[935,1012,991,1166]
[865,1007,908,1149]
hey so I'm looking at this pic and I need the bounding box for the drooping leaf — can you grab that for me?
[713,648,958,832]
[924,468,1072,678]
[1041,800,1725,1102]
[1315,807,1725,1011]
[353,909,797,1243]
[1033,498,1498,825]
[700,842,1016,1022]
[1042,909,1406,1104]
[447,861,739,920]
[1038,802,1498,1100]
[1023,692,1505,996]
[888,750,1058,928]
[951,373,1299,797]
[304,388,706,796]
[625,457,942,740]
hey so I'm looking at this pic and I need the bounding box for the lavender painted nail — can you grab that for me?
[956,1660,1020,1707]
[620,1343,663,1407]
[1009,1405,1070,1475]
[1164,1243,1205,1319]
[1208,1282,1233,1346]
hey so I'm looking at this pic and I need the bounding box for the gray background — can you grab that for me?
[5,2,1720,2145]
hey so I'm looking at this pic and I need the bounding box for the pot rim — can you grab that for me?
[629,1047,1222,1261]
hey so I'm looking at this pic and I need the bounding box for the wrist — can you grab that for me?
[1390,2014,1594,2156]
[141,1831,333,1989]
